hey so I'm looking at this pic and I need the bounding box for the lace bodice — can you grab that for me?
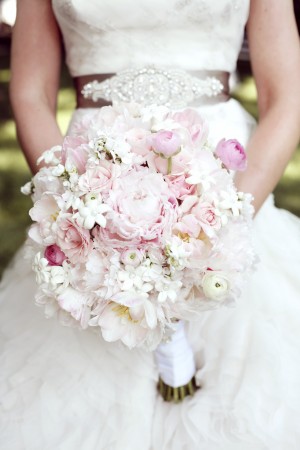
[52,0,249,77]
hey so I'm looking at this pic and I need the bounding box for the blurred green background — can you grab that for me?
[0,46,300,279]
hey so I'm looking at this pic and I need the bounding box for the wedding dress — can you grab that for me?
[1,1,300,449]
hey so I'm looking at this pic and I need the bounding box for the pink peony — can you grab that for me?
[56,214,92,264]
[173,214,201,239]
[57,287,87,322]
[29,193,61,245]
[61,136,89,174]
[44,244,66,266]
[215,139,247,171]
[151,130,181,158]
[96,170,177,246]
[97,301,149,348]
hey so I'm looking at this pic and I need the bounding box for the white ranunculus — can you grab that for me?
[202,272,230,300]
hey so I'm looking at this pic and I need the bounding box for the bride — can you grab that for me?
[1,0,300,449]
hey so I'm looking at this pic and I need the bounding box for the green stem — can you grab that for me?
[157,376,200,403]
[167,157,172,175]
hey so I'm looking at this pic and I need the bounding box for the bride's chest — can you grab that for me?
[52,0,249,31]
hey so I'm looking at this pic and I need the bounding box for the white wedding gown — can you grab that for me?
[1,1,300,449]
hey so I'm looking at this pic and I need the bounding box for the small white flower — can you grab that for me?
[165,237,190,270]
[59,191,81,211]
[37,145,62,166]
[21,181,33,196]
[215,190,243,217]
[141,105,169,127]
[155,278,182,303]
[52,164,65,177]
[117,266,145,291]
[46,263,70,294]
[186,169,216,192]
[32,252,50,284]
[136,260,163,283]
[49,266,67,288]
[109,137,133,165]
[73,193,111,229]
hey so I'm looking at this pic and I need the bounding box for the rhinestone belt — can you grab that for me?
[74,67,230,109]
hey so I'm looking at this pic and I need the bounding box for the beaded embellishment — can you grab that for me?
[81,66,224,108]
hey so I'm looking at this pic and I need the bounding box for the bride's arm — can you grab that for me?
[234,0,300,213]
[10,0,63,173]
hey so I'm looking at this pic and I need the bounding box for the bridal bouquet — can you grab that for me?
[22,104,255,353]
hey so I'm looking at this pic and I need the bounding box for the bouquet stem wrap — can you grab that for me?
[155,321,198,401]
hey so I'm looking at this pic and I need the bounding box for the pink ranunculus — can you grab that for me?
[44,244,66,266]
[61,136,89,174]
[151,130,181,158]
[171,109,208,146]
[125,128,152,156]
[215,138,247,171]
[56,214,92,264]
[192,201,222,237]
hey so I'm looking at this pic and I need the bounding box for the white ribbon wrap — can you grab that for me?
[155,321,196,388]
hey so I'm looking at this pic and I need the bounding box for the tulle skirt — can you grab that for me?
[1,100,300,449]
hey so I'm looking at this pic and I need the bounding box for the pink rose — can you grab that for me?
[215,139,247,171]
[56,214,92,263]
[192,202,222,237]
[166,174,197,200]
[171,109,208,146]
[78,162,118,194]
[61,136,89,174]
[44,244,66,266]
[151,130,181,158]
[72,107,119,137]
[125,128,152,156]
